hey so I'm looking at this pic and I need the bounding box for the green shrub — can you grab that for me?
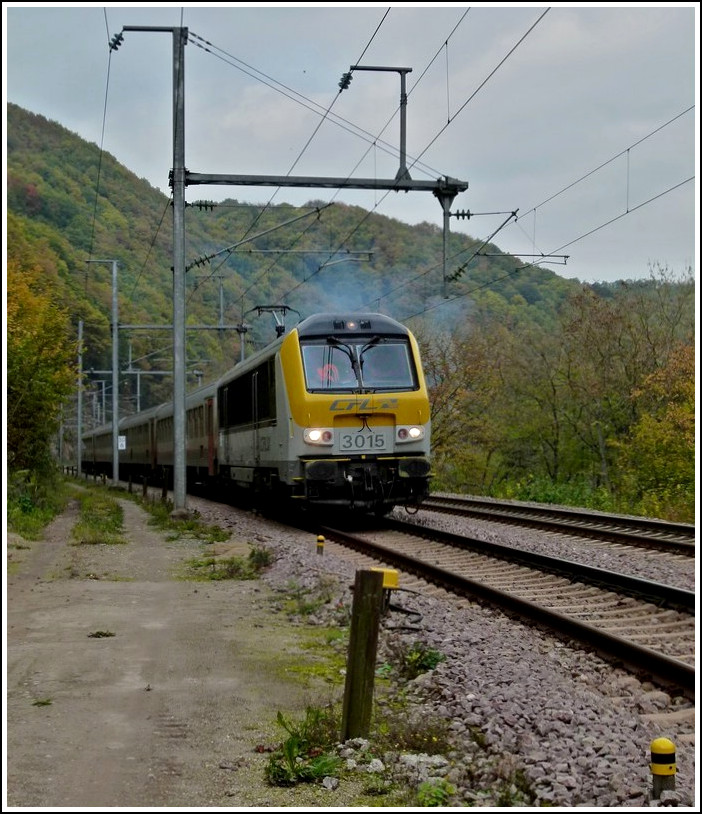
[265,706,342,786]
[7,469,69,539]
[417,778,456,806]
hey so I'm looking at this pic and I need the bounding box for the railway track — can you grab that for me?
[420,494,696,556]
[314,518,695,698]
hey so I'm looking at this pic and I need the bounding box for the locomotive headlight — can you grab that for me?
[396,425,424,442]
[304,428,334,446]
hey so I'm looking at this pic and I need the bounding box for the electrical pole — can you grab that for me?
[77,320,83,477]
[172,27,188,514]
[119,25,189,513]
[86,259,120,486]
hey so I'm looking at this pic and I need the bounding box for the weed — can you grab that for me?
[88,630,115,638]
[265,705,342,786]
[32,698,52,707]
[374,703,452,756]
[375,662,393,678]
[493,767,535,806]
[294,630,348,686]
[385,637,445,680]
[136,495,232,544]
[280,576,340,619]
[417,778,456,807]
[468,724,488,749]
[185,545,273,580]
[248,544,274,569]
[362,777,394,797]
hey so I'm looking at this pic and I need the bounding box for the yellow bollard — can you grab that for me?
[316,535,325,555]
[650,737,676,800]
[370,567,399,614]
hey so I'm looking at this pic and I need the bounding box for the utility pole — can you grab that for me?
[171,27,188,514]
[118,25,189,513]
[77,320,83,476]
[86,259,120,486]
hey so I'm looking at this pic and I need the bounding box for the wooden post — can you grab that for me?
[340,569,384,741]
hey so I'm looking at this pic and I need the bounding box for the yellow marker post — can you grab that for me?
[650,737,676,800]
[316,535,325,555]
[370,567,399,614]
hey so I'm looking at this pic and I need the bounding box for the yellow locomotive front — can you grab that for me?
[280,313,431,513]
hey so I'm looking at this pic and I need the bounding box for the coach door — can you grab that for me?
[251,371,260,465]
[149,418,157,472]
[205,397,215,475]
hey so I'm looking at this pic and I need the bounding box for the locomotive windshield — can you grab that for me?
[301,337,417,392]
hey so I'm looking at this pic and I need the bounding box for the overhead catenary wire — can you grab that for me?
[87,9,117,261]
[367,106,695,314]
[515,105,695,224]
[182,16,387,307]
[127,198,172,302]
[96,10,691,333]
[186,15,442,181]
[399,174,694,326]
[278,9,546,304]
[183,10,397,316]
[173,8,544,315]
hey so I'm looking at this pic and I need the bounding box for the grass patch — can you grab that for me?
[137,496,231,543]
[7,469,70,540]
[276,576,346,621]
[71,492,125,545]
[184,545,273,580]
[288,628,349,686]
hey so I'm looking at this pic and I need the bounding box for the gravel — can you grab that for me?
[188,494,697,808]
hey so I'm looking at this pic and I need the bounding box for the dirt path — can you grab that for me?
[5,492,337,808]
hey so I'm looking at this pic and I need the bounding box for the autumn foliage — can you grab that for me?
[6,259,77,471]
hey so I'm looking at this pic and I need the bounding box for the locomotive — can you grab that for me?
[82,313,432,513]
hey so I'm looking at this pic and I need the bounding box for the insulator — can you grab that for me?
[109,32,124,52]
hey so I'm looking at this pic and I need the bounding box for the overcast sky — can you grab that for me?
[3,2,699,284]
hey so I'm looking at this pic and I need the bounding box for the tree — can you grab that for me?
[614,343,695,521]
[7,259,77,471]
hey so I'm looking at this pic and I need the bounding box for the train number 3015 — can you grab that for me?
[339,432,387,450]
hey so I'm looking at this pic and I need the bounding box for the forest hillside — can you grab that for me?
[6,103,695,521]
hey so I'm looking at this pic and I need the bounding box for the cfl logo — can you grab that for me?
[330,398,399,412]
